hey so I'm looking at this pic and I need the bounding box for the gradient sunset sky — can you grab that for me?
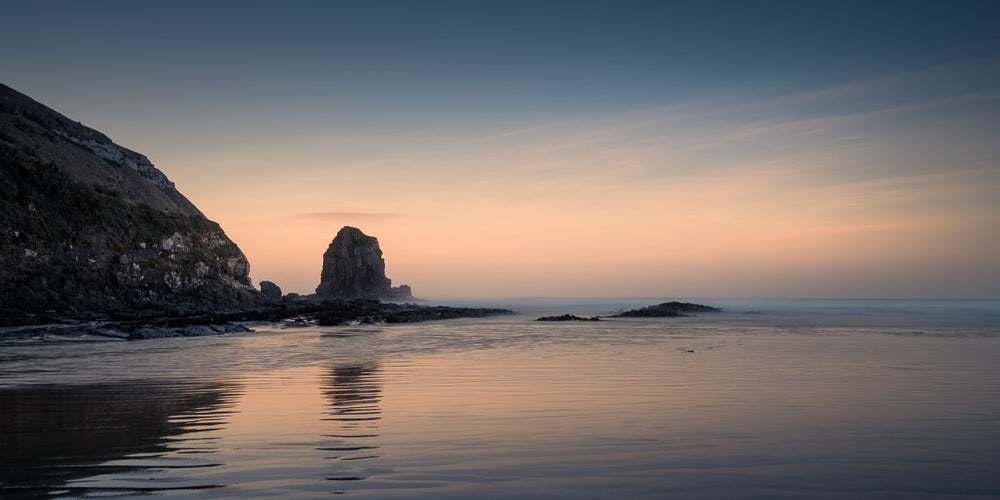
[2,1,998,299]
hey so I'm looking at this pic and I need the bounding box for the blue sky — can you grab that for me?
[2,1,999,298]
[8,1,997,126]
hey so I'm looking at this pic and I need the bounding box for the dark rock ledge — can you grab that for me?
[536,314,601,321]
[0,298,514,341]
[312,299,511,326]
[611,301,722,317]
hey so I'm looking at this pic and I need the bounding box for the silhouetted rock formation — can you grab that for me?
[259,280,282,301]
[0,83,267,325]
[612,301,721,317]
[315,226,413,300]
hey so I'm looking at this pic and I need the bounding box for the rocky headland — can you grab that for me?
[0,83,267,325]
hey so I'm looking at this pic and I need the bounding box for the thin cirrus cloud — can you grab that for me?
[485,59,998,187]
[157,56,1000,298]
[288,211,402,222]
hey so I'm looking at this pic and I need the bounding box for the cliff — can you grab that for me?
[0,83,267,324]
[315,226,413,300]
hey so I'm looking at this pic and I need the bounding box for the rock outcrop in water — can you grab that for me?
[536,314,601,321]
[315,226,413,300]
[611,301,721,317]
[0,83,268,324]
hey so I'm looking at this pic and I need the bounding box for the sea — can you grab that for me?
[1,298,999,499]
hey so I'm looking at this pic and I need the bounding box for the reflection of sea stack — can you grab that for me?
[315,226,412,300]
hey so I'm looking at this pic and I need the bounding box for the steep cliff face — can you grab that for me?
[0,83,266,324]
[315,226,412,300]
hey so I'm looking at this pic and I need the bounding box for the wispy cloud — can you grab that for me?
[288,211,402,221]
[461,57,1000,192]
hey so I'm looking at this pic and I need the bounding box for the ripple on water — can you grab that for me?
[1,304,999,498]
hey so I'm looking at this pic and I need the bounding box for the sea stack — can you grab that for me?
[315,226,413,300]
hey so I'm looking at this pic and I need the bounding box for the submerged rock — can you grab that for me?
[314,226,413,300]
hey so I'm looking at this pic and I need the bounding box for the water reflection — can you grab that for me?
[320,363,383,483]
[1,307,997,499]
[0,381,240,498]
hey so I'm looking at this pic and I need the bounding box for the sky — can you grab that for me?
[2,1,999,299]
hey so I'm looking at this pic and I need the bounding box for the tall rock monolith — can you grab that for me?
[315,226,412,300]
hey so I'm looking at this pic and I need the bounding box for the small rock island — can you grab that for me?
[611,301,722,317]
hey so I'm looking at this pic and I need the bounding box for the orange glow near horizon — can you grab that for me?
[186,156,998,298]
[158,68,1000,299]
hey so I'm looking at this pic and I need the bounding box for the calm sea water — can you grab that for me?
[2,299,999,499]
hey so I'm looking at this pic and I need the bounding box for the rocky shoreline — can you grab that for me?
[0,298,513,341]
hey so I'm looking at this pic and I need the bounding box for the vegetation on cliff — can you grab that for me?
[0,84,264,325]
[0,143,224,251]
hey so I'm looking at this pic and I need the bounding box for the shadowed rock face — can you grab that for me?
[315,226,412,300]
[0,83,267,324]
[259,280,282,300]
